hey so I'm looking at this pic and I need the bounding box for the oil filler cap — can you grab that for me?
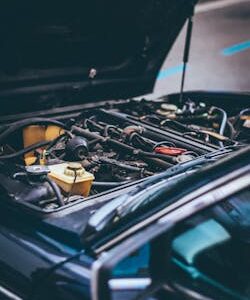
[64,162,85,177]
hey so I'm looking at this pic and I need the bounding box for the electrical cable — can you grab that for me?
[0,133,68,160]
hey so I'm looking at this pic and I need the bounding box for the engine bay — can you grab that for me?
[116,97,250,146]
[0,95,249,212]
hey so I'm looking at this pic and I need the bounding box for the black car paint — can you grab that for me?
[86,143,250,252]
[0,0,197,116]
[0,1,249,299]
[0,211,81,299]
[91,149,250,300]
[0,145,247,300]
[0,90,247,300]
[0,89,248,300]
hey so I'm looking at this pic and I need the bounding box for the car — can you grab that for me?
[0,0,249,299]
[92,146,250,300]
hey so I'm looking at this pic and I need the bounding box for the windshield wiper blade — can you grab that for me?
[83,147,237,237]
[84,195,127,236]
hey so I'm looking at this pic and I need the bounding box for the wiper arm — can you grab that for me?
[84,173,186,240]
[84,147,236,237]
[84,195,127,236]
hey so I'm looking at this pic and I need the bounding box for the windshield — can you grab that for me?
[170,187,250,299]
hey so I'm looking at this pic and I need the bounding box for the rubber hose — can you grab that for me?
[72,126,173,169]
[0,140,51,160]
[44,177,65,206]
[0,118,66,144]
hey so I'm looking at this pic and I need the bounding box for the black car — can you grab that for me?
[0,0,249,299]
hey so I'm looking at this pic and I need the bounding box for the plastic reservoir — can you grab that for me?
[48,162,94,197]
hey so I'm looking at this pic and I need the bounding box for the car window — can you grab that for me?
[169,188,250,299]
[112,188,250,300]
[112,243,150,278]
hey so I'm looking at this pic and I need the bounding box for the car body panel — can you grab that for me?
[17,146,249,300]
[0,0,197,115]
[90,148,250,300]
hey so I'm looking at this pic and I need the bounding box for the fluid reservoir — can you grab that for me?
[48,162,94,197]
[23,125,64,165]
[23,125,45,165]
[45,125,64,141]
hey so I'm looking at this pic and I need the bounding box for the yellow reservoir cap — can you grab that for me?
[48,163,94,197]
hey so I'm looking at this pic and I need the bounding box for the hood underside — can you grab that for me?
[0,0,197,115]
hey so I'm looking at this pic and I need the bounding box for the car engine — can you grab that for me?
[0,96,248,211]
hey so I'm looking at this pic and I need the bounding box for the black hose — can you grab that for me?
[103,125,119,137]
[0,140,51,160]
[84,119,104,131]
[143,157,173,168]
[129,133,154,150]
[104,136,174,164]
[44,177,65,206]
[153,141,176,148]
[99,157,143,172]
[108,139,174,166]
[0,131,69,160]
[161,119,190,131]
[46,133,68,150]
[175,114,216,123]
[0,118,66,144]
[72,126,173,169]
[89,138,104,146]
[72,126,105,141]
[139,150,175,164]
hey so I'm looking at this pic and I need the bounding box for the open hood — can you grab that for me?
[0,0,197,115]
